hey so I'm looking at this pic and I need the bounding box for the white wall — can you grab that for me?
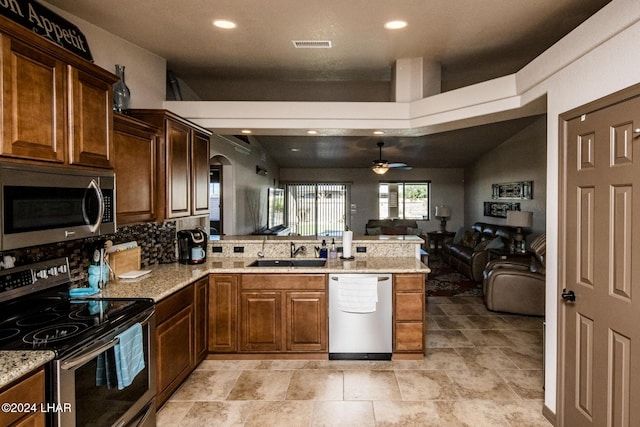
[280,167,464,235]
[209,135,281,235]
[465,116,547,235]
[42,1,166,109]
[512,0,640,414]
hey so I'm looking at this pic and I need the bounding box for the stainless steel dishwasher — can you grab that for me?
[328,273,392,360]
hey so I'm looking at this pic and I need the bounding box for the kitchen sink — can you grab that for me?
[248,259,327,267]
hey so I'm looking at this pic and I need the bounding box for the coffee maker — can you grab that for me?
[177,229,207,264]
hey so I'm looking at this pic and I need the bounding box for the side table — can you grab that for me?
[427,231,455,254]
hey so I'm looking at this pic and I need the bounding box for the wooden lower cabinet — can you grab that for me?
[193,277,209,364]
[0,368,45,427]
[155,281,207,408]
[393,273,425,355]
[208,274,327,355]
[208,274,238,352]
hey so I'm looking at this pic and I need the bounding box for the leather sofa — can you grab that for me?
[441,222,516,282]
[482,234,546,315]
[365,219,422,236]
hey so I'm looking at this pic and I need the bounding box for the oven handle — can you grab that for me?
[60,310,154,371]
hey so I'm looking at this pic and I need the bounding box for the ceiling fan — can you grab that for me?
[371,142,412,175]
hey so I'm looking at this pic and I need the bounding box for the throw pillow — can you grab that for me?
[366,226,381,236]
[485,236,504,249]
[453,226,471,244]
[460,230,480,248]
[474,239,492,252]
[407,226,423,236]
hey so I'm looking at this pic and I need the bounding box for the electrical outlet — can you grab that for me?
[211,246,223,253]
[356,246,367,253]
[233,246,244,253]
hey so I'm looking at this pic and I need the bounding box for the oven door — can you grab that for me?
[53,309,156,427]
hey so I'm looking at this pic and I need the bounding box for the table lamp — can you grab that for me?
[434,205,451,232]
[506,210,533,253]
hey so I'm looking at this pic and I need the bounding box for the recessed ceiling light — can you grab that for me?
[291,148,300,152]
[307,130,318,135]
[384,20,407,30]
[213,19,237,29]
[373,131,385,135]
[241,129,252,134]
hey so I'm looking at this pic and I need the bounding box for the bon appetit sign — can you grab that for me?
[0,0,93,61]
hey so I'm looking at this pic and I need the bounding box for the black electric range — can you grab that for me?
[0,257,153,358]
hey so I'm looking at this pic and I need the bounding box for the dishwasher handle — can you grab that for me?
[330,276,390,282]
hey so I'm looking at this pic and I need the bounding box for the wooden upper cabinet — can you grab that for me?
[0,18,117,168]
[166,118,191,218]
[129,109,212,221]
[68,66,114,168]
[113,113,157,225]
[191,130,211,216]
[0,35,66,163]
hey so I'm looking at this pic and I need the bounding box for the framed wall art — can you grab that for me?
[491,181,533,200]
[484,201,521,218]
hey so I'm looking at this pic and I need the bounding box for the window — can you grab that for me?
[379,182,430,219]
[285,183,350,236]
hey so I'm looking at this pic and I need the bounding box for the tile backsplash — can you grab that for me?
[0,221,177,286]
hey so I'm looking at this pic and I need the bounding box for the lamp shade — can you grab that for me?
[435,205,451,218]
[506,210,532,228]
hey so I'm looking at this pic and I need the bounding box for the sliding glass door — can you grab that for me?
[285,183,350,236]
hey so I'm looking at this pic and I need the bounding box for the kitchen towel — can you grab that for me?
[95,349,116,389]
[336,276,378,313]
[114,322,145,390]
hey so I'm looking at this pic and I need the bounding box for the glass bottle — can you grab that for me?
[113,64,130,113]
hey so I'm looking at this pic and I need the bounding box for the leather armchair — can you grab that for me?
[482,234,546,316]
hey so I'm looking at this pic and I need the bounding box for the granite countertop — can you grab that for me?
[0,351,54,389]
[1,256,428,388]
[99,256,429,302]
[210,234,425,243]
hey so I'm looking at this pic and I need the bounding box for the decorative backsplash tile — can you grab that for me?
[0,221,177,286]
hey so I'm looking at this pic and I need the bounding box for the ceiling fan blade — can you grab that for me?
[388,162,409,168]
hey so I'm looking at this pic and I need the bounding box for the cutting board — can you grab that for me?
[108,246,141,279]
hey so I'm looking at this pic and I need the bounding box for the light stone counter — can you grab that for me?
[0,351,54,389]
[1,254,429,389]
[98,256,429,302]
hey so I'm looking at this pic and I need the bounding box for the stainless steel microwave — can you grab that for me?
[0,163,115,250]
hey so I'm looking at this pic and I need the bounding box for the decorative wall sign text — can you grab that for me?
[0,0,93,61]
[484,201,521,218]
[491,181,533,200]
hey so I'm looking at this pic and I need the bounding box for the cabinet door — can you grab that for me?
[0,36,65,163]
[191,130,210,216]
[0,368,45,427]
[286,291,327,352]
[208,274,238,353]
[240,292,282,352]
[68,67,113,168]
[166,118,191,218]
[113,114,156,225]
[193,276,208,364]
[155,305,193,407]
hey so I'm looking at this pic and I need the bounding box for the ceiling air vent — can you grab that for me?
[292,40,332,48]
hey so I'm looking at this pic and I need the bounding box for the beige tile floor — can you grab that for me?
[158,296,551,426]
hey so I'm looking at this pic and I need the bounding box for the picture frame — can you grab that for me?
[484,201,521,218]
[491,181,533,200]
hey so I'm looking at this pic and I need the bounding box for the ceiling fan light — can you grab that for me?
[372,163,389,175]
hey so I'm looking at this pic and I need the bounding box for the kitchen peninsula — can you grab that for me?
[98,234,429,406]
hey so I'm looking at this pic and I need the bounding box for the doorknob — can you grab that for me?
[561,289,576,302]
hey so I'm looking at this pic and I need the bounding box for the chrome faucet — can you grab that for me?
[291,242,306,258]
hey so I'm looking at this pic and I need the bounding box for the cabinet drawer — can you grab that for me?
[156,285,194,324]
[241,274,326,291]
[395,292,424,322]
[394,322,424,352]
[394,274,425,291]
